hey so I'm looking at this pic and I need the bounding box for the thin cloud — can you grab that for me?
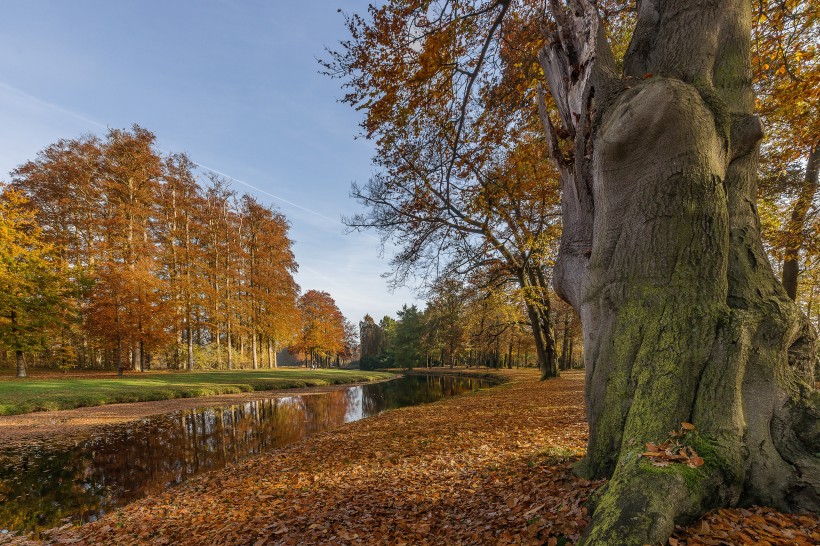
[0,81,107,130]
[192,162,345,228]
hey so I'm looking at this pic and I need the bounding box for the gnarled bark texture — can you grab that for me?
[539,1,819,544]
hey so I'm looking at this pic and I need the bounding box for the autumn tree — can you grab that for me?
[753,1,819,301]
[329,2,564,378]
[459,269,533,368]
[291,290,346,368]
[239,195,300,369]
[201,175,242,369]
[156,153,206,370]
[342,318,360,364]
[10,135,105,367]
[0,187,71,377]
[543,0,818,542]
[333,1,818,543]
[95,126,169,372]
[422,278,468,368]
[553,297,581,370]
[8,126,302,373]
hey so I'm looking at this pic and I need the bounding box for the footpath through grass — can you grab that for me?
[0,369,394,415]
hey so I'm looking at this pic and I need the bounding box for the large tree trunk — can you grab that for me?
[539,1,819,544]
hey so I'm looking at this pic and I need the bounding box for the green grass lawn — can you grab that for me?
[0,369,395,415]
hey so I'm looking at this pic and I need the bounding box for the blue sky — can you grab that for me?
[0,1,420,322]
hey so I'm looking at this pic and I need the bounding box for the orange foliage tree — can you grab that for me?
[0,187,72,377]
[290,290,347,368]
[753,0,820,304]
[8,126,301,371]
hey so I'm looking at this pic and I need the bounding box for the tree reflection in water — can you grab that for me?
[0,374,488,535]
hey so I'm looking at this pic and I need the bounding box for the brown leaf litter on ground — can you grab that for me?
[4,369,817,545]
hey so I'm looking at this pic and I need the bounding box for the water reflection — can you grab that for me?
[0,374,489,534]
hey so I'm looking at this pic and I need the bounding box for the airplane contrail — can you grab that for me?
[191,161,345,228]
[0,81,107,130]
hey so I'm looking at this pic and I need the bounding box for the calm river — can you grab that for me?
[0,373,492,535]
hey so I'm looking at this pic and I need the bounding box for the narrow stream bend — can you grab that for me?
[0,373,493,535]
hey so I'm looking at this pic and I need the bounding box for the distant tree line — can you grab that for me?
[359,275,581,371]
[0,125,354,376]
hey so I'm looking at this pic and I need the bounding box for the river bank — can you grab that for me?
[0,370,394,448]
[4,369,817,545]
[0,369,394,418]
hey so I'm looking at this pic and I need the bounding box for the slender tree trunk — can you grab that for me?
[139,340,145,372]
[227,326,233,370]
[131,342,139,372]
[215,324,222,368]
[11,310,25,378]
[560,314,570,370]
[186,312,194,371]
[116,335,123,377]
[251,332,258,370]
[15,350,24,379]
[782,143,820,300]
[516,267,558,379]
[516,337,521,368]
[539,2,818,543]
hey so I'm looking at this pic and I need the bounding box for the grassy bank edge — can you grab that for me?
[0,369,396,416]
[401,367,514,385]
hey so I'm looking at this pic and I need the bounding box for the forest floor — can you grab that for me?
[0,368,393,417]
[5,368,812,546]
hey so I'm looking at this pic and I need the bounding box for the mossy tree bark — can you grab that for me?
[539,1,819,544]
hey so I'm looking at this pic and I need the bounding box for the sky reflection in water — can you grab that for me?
[0,374,490,535]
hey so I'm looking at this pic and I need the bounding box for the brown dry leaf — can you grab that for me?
[689,455,705,468]
[24,369,817,546]
[642,451,664,458]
